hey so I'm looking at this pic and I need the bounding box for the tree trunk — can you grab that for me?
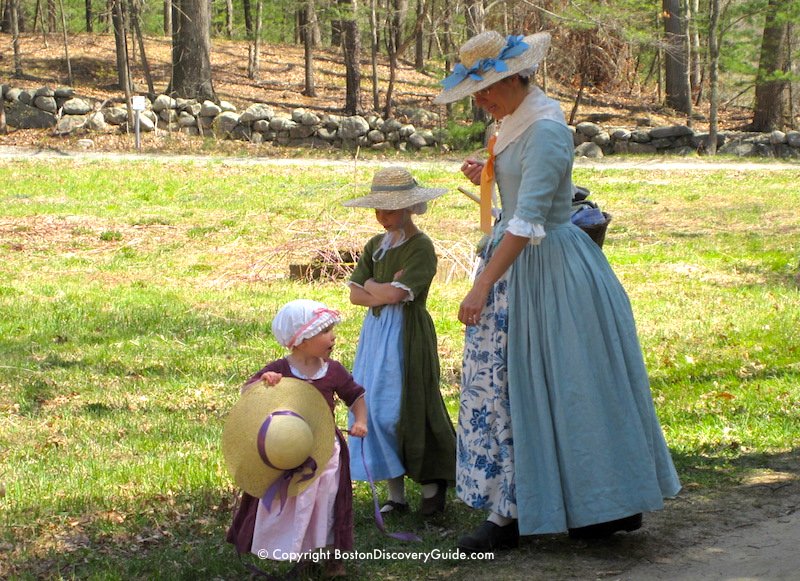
[341,0,360,114]
[247,0,262,79]
[47,0,56,31]
[34,0,51,44]
[85,0,93,32]
[706,0,721,155]
[111,0,130,92]
[10,0,23,77]
[689,0,701,93]
[662,0,691,114]
[414,0,423,70]
[169,0,216,102]
[57,0,72,85]
[751,0,790,131]
[129,0,154,95]
[225,0,233,38]
[464,0,483,36]
[243,0,252,36]
[370,0,379,111]
[383,0,408,117]
[0,88,6,134]
[163,0,170,35]
[301,0,316,97]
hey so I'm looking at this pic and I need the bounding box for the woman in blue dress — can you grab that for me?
[434,31,681,552]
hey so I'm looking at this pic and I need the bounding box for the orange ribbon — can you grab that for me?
[479,135,497,233]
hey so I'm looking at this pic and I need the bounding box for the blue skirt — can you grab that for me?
[349,304,406,481]
[459,222,681,535]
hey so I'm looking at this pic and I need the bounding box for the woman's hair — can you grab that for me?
[515,73,532,88]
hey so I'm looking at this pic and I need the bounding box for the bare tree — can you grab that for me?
[0,87,7,135]
[57,0,72,85]
[751,0,791,131]
[11,0,22,77]
[85,0,93,32]
[247,0,262,79]
[243,0,252,36]
[163,0,171,35]
[299,0,316,95]
[369,0,380,111]
[111,0,130,91]
[663,0,691,114]
[383,0,425,117]
[341,0,361,113]
[169,0,217,102]
[129,0,154,95]
[706,0,723,154]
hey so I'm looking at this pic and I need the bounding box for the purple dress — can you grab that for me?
[226,358,365,554]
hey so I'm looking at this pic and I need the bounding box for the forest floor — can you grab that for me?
[2,32,799,581]
[0,31,759,155]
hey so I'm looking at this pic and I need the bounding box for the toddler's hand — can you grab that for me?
[349,422,368,438]
[260,371,283,387]
[393,269,404,281]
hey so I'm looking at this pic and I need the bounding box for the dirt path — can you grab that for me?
[3,144,800,172]
[618,509,800,580]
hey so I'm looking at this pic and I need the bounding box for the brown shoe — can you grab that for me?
[419,480,447,517]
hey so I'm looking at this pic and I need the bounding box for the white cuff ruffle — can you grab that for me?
[507,216,546,245]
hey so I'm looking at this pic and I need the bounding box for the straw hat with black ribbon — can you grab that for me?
[434,31,552,104]
[342,166,447,210]
[222,377,335,511]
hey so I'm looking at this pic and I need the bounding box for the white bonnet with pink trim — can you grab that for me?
[271,299,341,349]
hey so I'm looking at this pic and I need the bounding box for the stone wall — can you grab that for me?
[4,84,800,159]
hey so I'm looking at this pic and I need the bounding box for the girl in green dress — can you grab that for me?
[344,167,457,517]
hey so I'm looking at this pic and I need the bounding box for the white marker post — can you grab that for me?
[131,95,147,150]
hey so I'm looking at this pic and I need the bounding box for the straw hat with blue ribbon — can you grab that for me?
[434,31,551,104]
[222,377,335,511]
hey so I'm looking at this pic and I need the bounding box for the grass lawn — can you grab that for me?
[1,157,799,579]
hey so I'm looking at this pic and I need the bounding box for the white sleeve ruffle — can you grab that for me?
[507,215,546,245]
[391,281,414,302]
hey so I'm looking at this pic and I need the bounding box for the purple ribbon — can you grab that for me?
[441,35,529,90]
[350,431,421,542]
[257,410,318,513]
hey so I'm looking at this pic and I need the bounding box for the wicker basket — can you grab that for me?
[579,212,612,248]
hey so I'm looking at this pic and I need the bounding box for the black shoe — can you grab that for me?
[458,520,519,553]
[379,500,409,515]
[568,513,643,540]
[419,480,447,517]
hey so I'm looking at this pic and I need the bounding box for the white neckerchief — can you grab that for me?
[373,230,407,261]
[493,85,566,156]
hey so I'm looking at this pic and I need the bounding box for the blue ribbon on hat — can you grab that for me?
[440,35,529,90]
[257,410,318,513]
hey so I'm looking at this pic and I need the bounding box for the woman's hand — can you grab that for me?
[458,283,490,326]
[461,158,484,186]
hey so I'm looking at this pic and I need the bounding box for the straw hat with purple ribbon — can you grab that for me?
[342,166,447,210]
[434,31,551,104]
[222,377,334,511]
